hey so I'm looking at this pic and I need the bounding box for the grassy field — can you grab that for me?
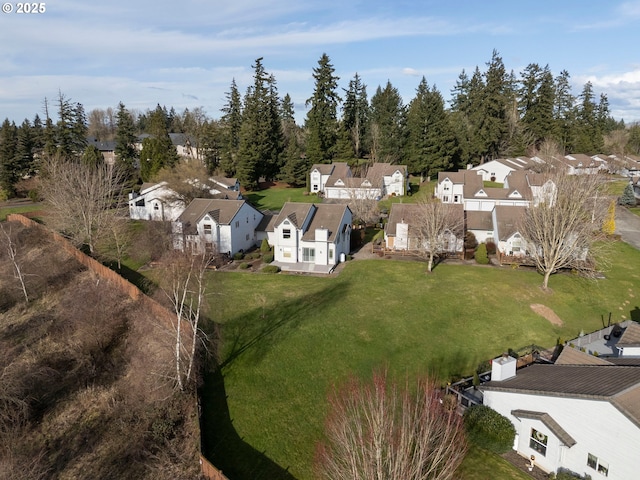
[630,206,640,216]
[244,184,323,210]
[0,202,44,221]
[200,240,640,479]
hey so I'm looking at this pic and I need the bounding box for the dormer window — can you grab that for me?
[283,228,291,239]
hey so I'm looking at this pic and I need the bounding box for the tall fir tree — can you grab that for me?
[237,58,282,189]
[114,102,139,182]
[55,91,75,158]
[219,79,243,176]
[369,81,406,164]
[305,53,341,165]
[139,104,179,181]
[14,119,35,178]
[553,70,576,153]
[280,94,307,186]
[574,81,603,154]
[519,63,556,149]
[405,77,460,179]
[342,73,369,158]
[0,119,18,196]
[477,50,510,162]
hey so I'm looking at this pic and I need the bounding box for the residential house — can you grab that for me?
[383,203,463,254]
[492,205,528,257]
[172,198,263,255]
[469,157,532,184]
[86,137,116,165]
[482,325,640,479]
[310,162,409,199]
[562,154,605,175]
[263,202,352,273]
[435,171,477,204]
[466,210,494,244]
[128,181,186,221]
[209,176,240,194]
[134,133,199,160]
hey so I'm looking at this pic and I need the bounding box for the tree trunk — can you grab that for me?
[542,270,552,289]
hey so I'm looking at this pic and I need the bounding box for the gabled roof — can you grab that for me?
[554,347,614,366]
[494,205,527,241]
[274,202,316,229]
[385,204,422,236]
[86,137,116,151]
[367,162,407,179]
[325,163,352,187]
[209,176,238,188]
[511,410,576,447]
[301,204,350,242]
[176,198,251,234]
[618,322,640,348]
[169,133,195,147]
[466,210,493,231]
[310,163,337,175]
[438,170,475,185]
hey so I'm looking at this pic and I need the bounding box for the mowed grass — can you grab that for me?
[201,241,640,479]
[0,202,45,221]
[244,185,322,210]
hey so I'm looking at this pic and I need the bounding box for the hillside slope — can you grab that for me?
[0,221,201,479]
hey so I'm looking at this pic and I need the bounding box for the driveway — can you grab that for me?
[615,206,640,250]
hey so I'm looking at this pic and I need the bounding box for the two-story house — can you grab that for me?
[172,198,263,255]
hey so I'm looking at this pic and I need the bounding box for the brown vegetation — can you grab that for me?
[0,220,202,479]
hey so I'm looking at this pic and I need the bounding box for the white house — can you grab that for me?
[172,198,263,255]
[383,203,463,254]
[493,205,528,257]
[264,202,352,273]
[469,157,532,184]
[435,171,477,204]
[310,162,409,199]
[128,182,186,221]
[482,350,640,479]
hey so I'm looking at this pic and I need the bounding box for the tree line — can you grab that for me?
[2,50,640,197]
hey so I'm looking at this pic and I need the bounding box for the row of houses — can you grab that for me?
[480,321,640,478]
[309,162,410,198]
[87,133,199,164]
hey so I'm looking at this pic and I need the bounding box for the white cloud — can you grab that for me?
[402,68,421,76]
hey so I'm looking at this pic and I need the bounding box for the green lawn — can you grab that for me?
[603,178,630,196]
[244,186,322,210]
[200,241,640,479]
[0,202,45,221]
[629,206,640,217]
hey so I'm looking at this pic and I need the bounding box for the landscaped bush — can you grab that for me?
[463,404,515,454]
[261,265,280,274]
[263,252,274,263]
[475,243,489,264]
[464,231,478,250]
[549,468,592,480]
[485,240,496,255]
[233,252,244,261]
[239,262,250,270]
[260,238,271,253]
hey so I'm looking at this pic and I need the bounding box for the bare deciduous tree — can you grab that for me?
[0,223,29,303]
[162,251,212,391]
[39,156,126,255]
[315,370,467,480]
[412,199,464,272]
[152,160,216,206]
[344,166,383,228]
[519,170,608,289]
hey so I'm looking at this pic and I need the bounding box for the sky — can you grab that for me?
[1,0,640,126]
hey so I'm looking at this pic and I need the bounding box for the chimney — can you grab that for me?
[491,354,517,381]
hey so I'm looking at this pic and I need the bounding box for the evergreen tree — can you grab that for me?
[14,119,35,177]
[477,50,509,161]
[219,79,243,176]
[264,74,284,180]
[305,53,341,165]
[519,63,556,149]
[554,70,576,153]
[82,144,104,167]
[342,73,369,158]
[369,81,406,164]
[574,82,603,154]
[237,58,282,189]
[405,77,459,179]
[201,119,224,174]
[114,102,138,177]
[619,183,636,206]
[139,104,178,181]
[0,119,18,196]
[56,91,75,157]
[628,124,640,155]
[72,102,88,154]
[32,114,44,154]
[280,94,307,186]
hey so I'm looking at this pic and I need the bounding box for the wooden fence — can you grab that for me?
[6,214,229,480]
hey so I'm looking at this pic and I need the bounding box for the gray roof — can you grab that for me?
[176,198,252,234]
[366,162,407,179]
[386,204,421,236]
[86,137,116,151]
[511,410,576,447]
[618,322,640,348]
[555,347,614,366]
[494,205,527,241]
[301,204,350,242]
[274,202,316,229]
[466,210,493,231]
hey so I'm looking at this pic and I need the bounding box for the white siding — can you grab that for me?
[484,390,640,479]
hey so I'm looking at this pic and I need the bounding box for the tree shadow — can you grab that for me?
[200,364,298,480]
[631,306,640,323]
[220,281,347,369]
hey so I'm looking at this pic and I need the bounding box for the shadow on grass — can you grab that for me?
[104,261,156,294]
[220,281,347,369]
[200,365,298,480]
[200,282,349,479]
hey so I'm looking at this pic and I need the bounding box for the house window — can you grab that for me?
[444,185,450,190]
[246,233,250,241]
[587,453,609,476]
[529,429,547,456]
[203,224,212,234]
[302,247,315,262]
[283,228,291,239]
[512,234,522,252]
[235,221,239,228]
[454,195,459,203]
[283,247,292,258]
[443,196,449,202]
[313,184,318,191]
[205,242,214,252]
[329,248,334,260]
[153,203,159,210]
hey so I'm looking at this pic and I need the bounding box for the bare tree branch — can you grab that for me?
[0,223,29,303]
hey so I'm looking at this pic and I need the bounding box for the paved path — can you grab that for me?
[615,206,640,250]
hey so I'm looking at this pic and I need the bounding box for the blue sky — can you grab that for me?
[1,0,639,125]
